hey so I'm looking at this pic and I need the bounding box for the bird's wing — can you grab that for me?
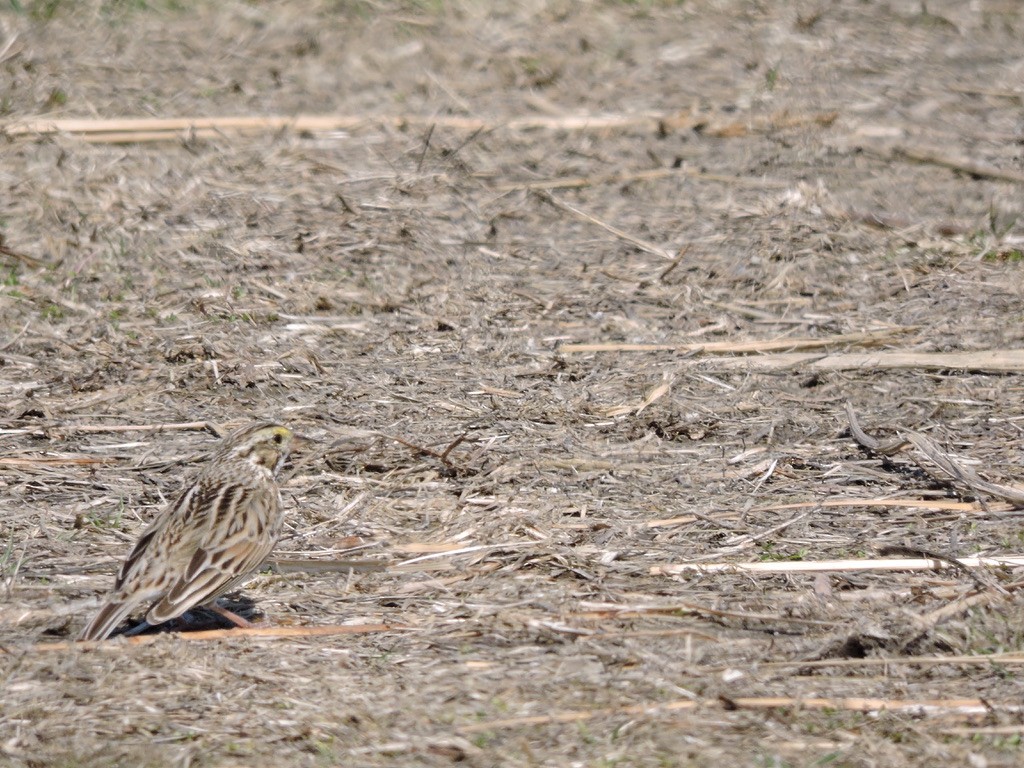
[79,483,204,640]
[113,483,201,591]
[144,489,281,625]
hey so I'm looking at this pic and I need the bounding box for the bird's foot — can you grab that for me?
[207,603,255,629]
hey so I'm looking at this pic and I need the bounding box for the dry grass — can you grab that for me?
[3,0,1024,765]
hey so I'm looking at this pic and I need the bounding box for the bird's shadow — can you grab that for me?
[113,594,261,638]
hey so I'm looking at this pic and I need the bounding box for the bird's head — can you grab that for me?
[222,422,295,476]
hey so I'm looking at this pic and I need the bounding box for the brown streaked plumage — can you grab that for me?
[78,422,295,641]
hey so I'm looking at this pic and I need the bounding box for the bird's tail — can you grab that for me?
[78,598,140,641]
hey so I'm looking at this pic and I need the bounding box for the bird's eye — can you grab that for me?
[272,433,283,444]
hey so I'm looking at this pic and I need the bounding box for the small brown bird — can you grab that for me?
[79,422,295,641]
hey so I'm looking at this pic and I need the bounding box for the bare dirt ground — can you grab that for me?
[3,1,1024,765]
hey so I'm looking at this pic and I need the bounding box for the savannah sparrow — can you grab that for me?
[78,422,295,641]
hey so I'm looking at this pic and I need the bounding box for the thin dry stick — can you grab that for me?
[539,192,676,261]
[381,431,467,470]
[499,168,682,192]
[845,401,908,456]
[754,498,993,514]
[658,246,690,281]
[457,696,1004,733]
[904,431,1024,506]
[944,726,1024,736]
[0,421,216,437]
[720,696,994,714]
[6,623,400,653]
[645,512,742,528]
[685,348,1024,374]
[706,651,1024,672]
[650,555,1024,576]
[898,589,1003,651]
[847,403,1024,506]
[457,700,697,733]
[878,143,1024,185]
[2,113,669,140]
[588,627,720,642]
[0,243,48,268]
[716,509,810,552]
[558,329,907,355]
[828,206,971,236]
[438,432,470,464]
[495,168,787,193]
[3,109,842,143]
[571,602,835,628]
[393,542,539,569]
[53,129,232,144]
[877,544,1006,594]
[0,457,118,467]
[269,558,388,574]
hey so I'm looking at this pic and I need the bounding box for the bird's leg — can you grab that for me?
[207,603,255,628]
[119,620,155,637]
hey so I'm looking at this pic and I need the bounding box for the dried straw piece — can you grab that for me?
[847,403,1024,506]
[558,328,907,355]
[9,623,399,653]
[861,142,1024,185]
[458,695,1012,734]
[1,109,842,143]
[651,555,1024,576]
